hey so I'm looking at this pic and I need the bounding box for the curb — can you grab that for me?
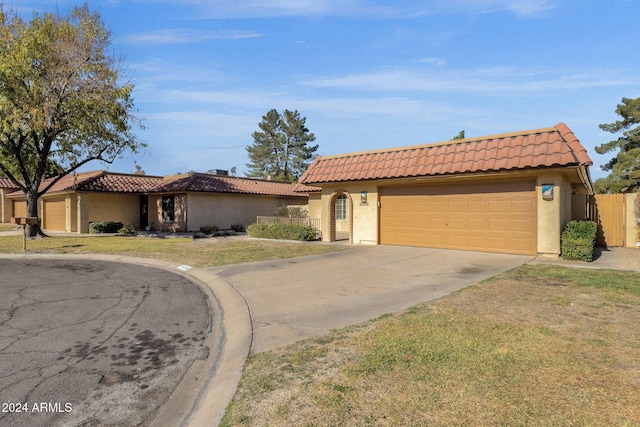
[0,253,252,427]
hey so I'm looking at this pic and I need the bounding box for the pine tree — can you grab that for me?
[246,109,318,182]
[594,97,640,193]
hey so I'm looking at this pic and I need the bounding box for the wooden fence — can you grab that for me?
[573,194,626,247]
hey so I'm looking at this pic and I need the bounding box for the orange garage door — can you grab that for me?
[13,200,27,218]
[43,197,67,231]
[379,180,537,255]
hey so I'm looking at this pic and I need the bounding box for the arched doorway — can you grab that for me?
[327,191,353,243]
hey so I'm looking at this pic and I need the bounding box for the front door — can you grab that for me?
[140,195,149,229]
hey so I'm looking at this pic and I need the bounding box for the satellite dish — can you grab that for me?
[230,166,237,176]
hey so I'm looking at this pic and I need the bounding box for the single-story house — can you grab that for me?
[299,123,594,257]
[1,170,311,233]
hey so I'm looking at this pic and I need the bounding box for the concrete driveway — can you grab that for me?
[215,245,533,354]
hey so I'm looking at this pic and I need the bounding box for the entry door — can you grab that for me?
[140,195,149,229]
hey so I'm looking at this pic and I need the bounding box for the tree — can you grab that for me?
[452,130,465,140]
[0,5,144,236]
[594,97,640,193]
[246,109,318,182]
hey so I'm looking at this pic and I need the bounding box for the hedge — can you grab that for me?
[89,221,124,234]
[561,220,597,262]
[246,223,317,241]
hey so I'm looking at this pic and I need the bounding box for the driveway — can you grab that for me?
[215,245,533,354]
[0,258,214,427]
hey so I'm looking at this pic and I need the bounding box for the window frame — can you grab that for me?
[335,194,347,221]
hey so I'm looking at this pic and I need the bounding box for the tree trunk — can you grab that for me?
[25,190,41,238]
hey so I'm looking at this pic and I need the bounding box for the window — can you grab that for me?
[336,194,347,221]
[162,196,175,222]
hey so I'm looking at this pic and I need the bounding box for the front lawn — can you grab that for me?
[222,264,640,426]
[0,234,347,267]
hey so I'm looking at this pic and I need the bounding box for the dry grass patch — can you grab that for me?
[222,265,640,426]
[0,235,347,267]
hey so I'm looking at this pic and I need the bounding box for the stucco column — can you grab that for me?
[320,191,335,242]
[77,193,89,234]
[536,174,565,257]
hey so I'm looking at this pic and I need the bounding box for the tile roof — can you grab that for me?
[74,173,163,193]
[292,182,322,193]
[153,173,306,197]
[300,123,593,184]
[0,178,19,189]
[4,170,307,198]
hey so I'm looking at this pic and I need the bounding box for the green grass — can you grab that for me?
[0,224,19,232]
[222,264,640,427]
[0,235,347,267]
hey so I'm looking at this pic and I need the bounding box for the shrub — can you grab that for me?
[199,224,219,235]
[561,220,597,262]
[118,224,137,235]
[247,223,317,241]
[230,223,246,232]
[273,206,308,218]
[89,221,124,234]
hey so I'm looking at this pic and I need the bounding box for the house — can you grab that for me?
[299,123,594,257]
[1,170,310,233]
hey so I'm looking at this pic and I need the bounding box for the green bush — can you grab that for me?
[247,223,317,241]
[199,224,219,235]
[89,221,124,234]
[118,224,137,235]
[273,206,308,218]
[561,220,597,262]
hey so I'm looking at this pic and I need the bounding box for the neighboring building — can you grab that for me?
[299,123,595,257]
[1,171,310,233]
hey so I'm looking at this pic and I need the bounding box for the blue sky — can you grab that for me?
[9,0,640,180]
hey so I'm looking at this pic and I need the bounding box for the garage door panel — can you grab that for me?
[511,218,535,232]
[43,197,66,231]
[13,201,26,218]
[488,200,509,213]
[511,199,535,212]
[380,180,536,255]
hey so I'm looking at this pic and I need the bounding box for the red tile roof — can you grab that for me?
[4,170,308,198]
[74,173,163,193]
[300,123,593,184]
[48,170,307,197]
[0,178,19,189]
[153,173,306,197]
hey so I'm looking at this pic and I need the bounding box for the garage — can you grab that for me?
[13,200,26,218]
[379,180,537,255]
[43,197,67,231]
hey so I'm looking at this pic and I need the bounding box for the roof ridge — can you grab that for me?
[554,122,593,166]
[317,125,560,161]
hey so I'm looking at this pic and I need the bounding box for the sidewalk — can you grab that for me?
[530,247,640,272]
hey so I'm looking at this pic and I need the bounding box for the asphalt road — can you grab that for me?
[0,259,212,426]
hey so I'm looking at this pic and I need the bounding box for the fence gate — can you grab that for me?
[592,194,625,247]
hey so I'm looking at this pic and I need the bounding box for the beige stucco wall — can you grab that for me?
[87,193,140,229]
[320,183,379,244]
[535,172,573,257]
[186,193,306,231]
[307,193,322,220]
[0,189,8,223]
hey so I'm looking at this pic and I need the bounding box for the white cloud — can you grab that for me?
[155,0,558,19]
[306,66,639,96]
[121,29,264,45]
